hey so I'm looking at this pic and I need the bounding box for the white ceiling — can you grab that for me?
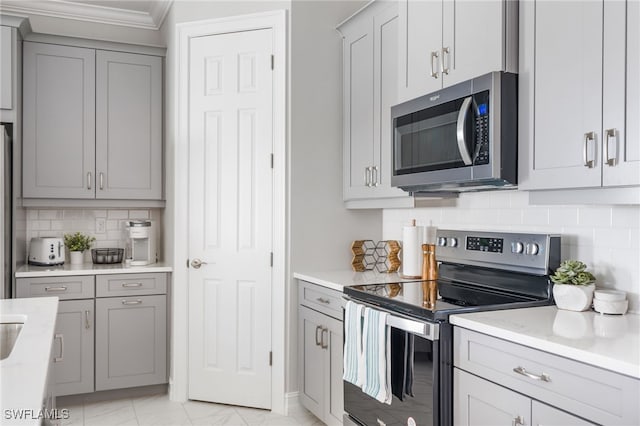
[0,0,173,30]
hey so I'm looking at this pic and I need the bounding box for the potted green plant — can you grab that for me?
[550,260,596,311]
[64,232,96,265]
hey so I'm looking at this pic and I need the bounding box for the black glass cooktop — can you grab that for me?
[344,278,553,322]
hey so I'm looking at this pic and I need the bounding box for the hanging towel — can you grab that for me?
[390,328,408,401]
[404,333,415,398]
[361,307,392,405]
[343,301,364,386]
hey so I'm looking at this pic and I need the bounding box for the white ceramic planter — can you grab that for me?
[69,251,84,265]
[553,283,595,312]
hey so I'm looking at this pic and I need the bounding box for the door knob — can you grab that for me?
[190,258,208,269]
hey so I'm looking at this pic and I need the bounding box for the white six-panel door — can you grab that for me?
[187,28,274,409]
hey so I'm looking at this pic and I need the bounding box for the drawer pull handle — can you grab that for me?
[316,297,331,305]
[54,334,64,362]
[513,366,551,382]
[122,282,143,288]
[122,299,143,305]
[45,286,67,292]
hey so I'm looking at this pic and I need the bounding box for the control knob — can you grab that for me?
[448,237,458,248]
[437,237,447,247]
[525,243,540,255]
[511,242,524,254]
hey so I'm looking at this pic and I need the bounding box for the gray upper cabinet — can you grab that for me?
[398,0,517,104]
[23,42,163,201]
[519,0,640,190]
[339,1,414,209]
[96,51,162,199]
[1,26,14,110]
[23,42,96,199]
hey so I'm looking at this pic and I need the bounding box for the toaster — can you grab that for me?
[29,237,65,266]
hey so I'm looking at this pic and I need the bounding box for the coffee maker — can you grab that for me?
[126,220,157,266]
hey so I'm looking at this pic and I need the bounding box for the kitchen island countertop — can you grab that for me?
[15,262,173,278]
[293,270,420,292]
[451,306,640,379]
[1,297,59,425]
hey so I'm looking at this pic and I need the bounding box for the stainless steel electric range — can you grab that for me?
[343,229,561,426]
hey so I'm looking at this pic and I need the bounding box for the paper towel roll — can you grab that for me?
[401,224,422,278]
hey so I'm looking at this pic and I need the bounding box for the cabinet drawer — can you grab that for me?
[96,273,166,297]
[298,280,343,320]
[454,327,640,426]
[16,276,94,300]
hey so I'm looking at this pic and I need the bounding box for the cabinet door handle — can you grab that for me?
[364,167,373,187]
[54,333,64,362]
[372,166,379,187]
[122,282,143,288]
[441,47,450,75]
[512,415,525,426]
[321,327,329,349]
[315,325,322,346]
[85,310,91,329]
[45,286,67,292]
[430,51,439,79]
[316,297,331,305]
[99,172,104,190]
[513,366,551,382]
[122,299,142,305]
[604,128,616,166]
[583,132,596,168]
[87,172,92,190]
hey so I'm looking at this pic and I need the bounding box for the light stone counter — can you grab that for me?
[450,306,640,379]
[1,297,59,425]
[16,262,172,278]
[293,270,421,292]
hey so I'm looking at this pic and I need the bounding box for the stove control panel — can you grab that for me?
[435,229,561,275]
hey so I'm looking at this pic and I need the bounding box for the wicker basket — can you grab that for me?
[91,248,124,264]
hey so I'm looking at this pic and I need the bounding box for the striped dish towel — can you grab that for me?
[361,307,392,405]
[342,301,364,386]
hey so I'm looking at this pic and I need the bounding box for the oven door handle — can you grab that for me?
[343,296,439,341]
[456,96,474,166]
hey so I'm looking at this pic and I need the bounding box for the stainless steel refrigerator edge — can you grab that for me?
[1,124,11,299]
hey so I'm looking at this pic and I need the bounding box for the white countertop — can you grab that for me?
[293,270,421,292]
[16,262,173,278]
[1,297,59,425]
[450,306,640,379]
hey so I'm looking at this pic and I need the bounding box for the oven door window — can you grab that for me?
[344,333,438,426]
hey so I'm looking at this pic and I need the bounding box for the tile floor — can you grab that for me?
[57,393,324,426]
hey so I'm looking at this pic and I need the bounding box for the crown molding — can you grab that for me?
[0,0,172,30]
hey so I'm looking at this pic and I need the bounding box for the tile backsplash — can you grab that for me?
[26,208,163,262]
[383,190,640,312]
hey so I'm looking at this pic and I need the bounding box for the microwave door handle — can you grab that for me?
[456,96,474,166]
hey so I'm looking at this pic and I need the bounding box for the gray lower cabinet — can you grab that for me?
[454,327,640,425]
[298,281,343,426]
[22,41,163,201]
[53,299,95,396]
[17,272,168,395]
[16,276,95,397]
[454,369,594,426]
[95,294,167,391]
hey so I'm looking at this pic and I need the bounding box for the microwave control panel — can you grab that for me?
[474,101,490,165]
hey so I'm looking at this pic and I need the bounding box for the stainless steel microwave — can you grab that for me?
[391,72,517,193]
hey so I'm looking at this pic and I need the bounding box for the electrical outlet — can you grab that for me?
[95,218,106,234]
